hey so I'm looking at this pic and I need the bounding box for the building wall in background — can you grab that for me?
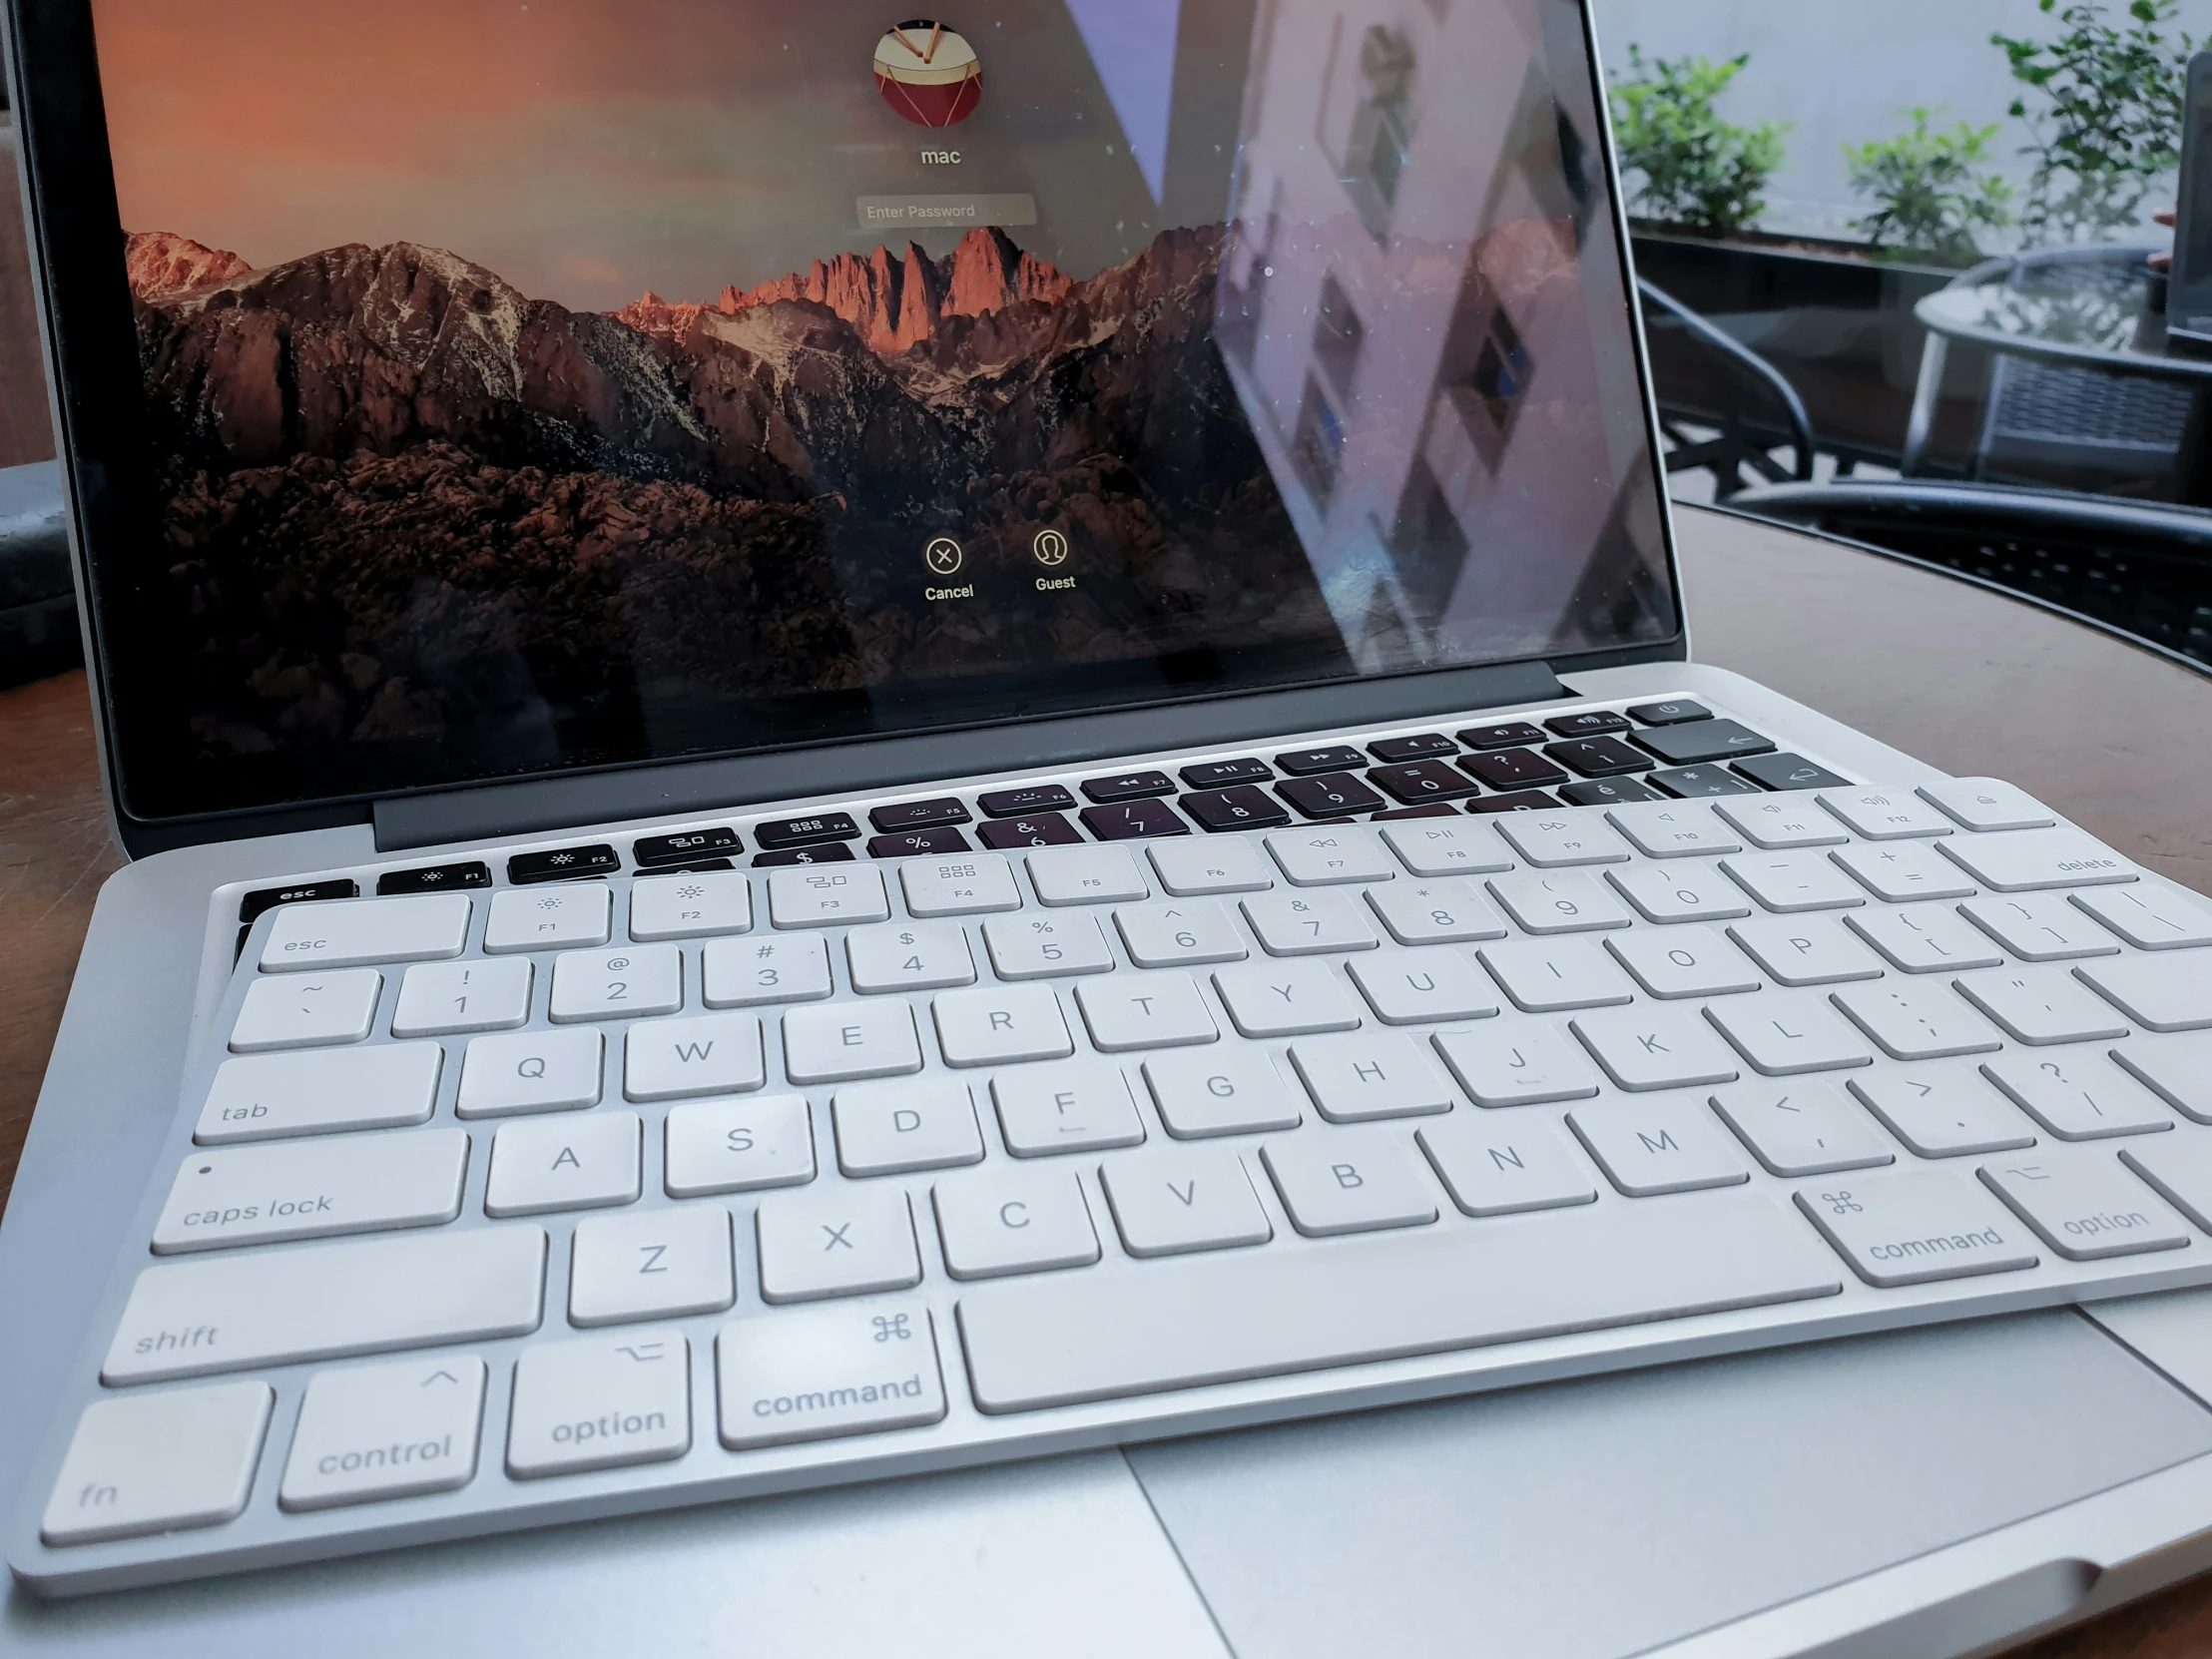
[1591,0,2212,248]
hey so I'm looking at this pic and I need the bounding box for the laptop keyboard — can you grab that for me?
[21,695,2212,1591]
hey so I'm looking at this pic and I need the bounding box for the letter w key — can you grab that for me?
[624,1012,767,1102]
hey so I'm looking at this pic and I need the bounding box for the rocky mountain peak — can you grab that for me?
[126,231,252,300]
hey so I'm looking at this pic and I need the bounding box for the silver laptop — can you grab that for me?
[9,0,2212,1650]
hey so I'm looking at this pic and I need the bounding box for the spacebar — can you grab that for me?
[956,1189,1844,1412]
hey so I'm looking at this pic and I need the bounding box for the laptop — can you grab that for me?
[9,0,2212,1649]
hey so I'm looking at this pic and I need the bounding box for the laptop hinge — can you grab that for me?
[370,657,1579,851]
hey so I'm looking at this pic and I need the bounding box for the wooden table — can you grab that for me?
[1,505,2209,1654]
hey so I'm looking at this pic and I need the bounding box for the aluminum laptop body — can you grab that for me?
[7,0,2212,1653]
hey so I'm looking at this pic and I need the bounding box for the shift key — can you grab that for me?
[103,1227,545,1384]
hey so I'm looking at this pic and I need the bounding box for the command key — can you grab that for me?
[717,1302,945,1449]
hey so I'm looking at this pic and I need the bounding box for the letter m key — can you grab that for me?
[1636,1129,1680,1155]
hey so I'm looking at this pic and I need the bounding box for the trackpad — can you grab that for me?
[1126,1312,2212,1659]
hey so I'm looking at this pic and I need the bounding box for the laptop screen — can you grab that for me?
[79,0,1674,822]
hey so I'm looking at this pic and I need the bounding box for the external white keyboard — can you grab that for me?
[17,698,2212,1594]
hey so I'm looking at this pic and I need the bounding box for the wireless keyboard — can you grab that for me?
[16,691,2212,1594]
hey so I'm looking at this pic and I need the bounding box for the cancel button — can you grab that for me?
[717,1301,946,1448]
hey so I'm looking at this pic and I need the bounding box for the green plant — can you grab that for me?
[1993,0,2198,245]
[1610,47,1789,239]
[1844,110,2014,266]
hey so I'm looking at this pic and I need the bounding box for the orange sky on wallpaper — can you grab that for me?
[90,0,1175,310]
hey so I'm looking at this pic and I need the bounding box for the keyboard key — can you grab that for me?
[1816,790,1949,841]
[1083,769,1177,803]
[897,851,1021,917]
[663,1094,816,1196]
[1795,1173,2036,1286]
[978,785,1075,818]
[1263,1134,1436,1236]
[1917,779,2055,832]
[42,1382,273,1545]
[1369,732,1459,762]
[1954,966,2130,1045]
[260,893,469,973]
[934,1167,1101,1279]
[1486,869,1631,933]
[933,983,1076,1067]
[629,869,753,940]
[508,845,621,885]
[1432,1026,1592,1106]
[1143,1048,1303,1138]
[623,1012,765,1101]
[1714,795,1849,848]
[485,1112,642,1217]
[767,864,890,928]
[1558,779,1662,808]
[195,1043,442,1145]
[783,1001,923,1083]
[1494,812,1630,867]
[1607,860,1752,923]
[982,911,1115,978]
[845,921,976,994]
[701,934,833,1007]
[832,1078,984,1175]
[1833,842,1977,903]
[1831,982,2001,1060]
[1275,744,1368,776]
[456,1028,603,1118]
[1544,737,1652,778]
[1936,829,2135,892]
[1461,748,1569,790]
[2075,953,2212,1031]
[1458,721,1546,750]
[1979,1158,2191,1261]
[1733,755,1850,792]
[2120,1135,2212,1230]
[1849,1070,2035,1158]
[1568,1100,1747,1193]
[1075,972,1221,1049]
[1469,789,1564,813]
[569,1206,736,1326]
[1959,892,2120,961]
[1367,876,1506,944]
[1211,961,1364,1036]
[2112,1034,2212,1123]
[1380,818,1513,875]
[1710,1081,1894,1177]
[1570,1006,1742,1091]
[1845,903,2005,973]
[507,1329,690,1477]
[1149,836,1273,895]
[1416,1116,1597,1216]
[243,879,359,925]
[992,1059,1147,1156]
[1347,948,1501,1025]
[1478,936,1634,1012]
[485,884,612,953]
[1630,720,1776,767]
[1649,765,1764,798]
[230,969,382,1052]
[375,861,491,896]
[1180,758,1273,790]
[632,827,743,867]
[867,828,972,858]
[977,815,1083,849]
[754,813,859,849]
[869,797,969,832]
[1115,899,1249,966]
[1705,993,1874,1076]
[1288,1031,1455,1121]
[101,1226,545,1384]
[1979,1052,2172,1140]
[152,1128,467,1255]
[1604,801,1741,859]
[755,1185,920,1303]
[2071,883,2212,950]
[1722,851,1865,913]
[1098,1150,1273,1256]
[716,1302,946,1447]
[1081,800,1191,840]
[1278,773,1386,819]
[549,944,683,1022]
[1267,824,1397,885]
[1727,915,1884,985]
[753,843,855,867]
[1243,889,1380,955]
[1627,699,1711,726]
[278,1357,484,1512]
[1606,925,1763,998]
[1028,843,1150,905]
[1546,711,1631,738]
[1368,761,1480,805]
[959,1188,1840,1412]
[1180,786,1291,832]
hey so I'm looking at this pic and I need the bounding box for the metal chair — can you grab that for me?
[1636,276,1816,501]
[1726,477,2212,668]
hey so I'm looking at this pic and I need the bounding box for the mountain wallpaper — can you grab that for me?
[128,223,1344,764]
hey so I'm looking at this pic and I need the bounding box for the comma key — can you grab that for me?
[1794,1171,2037,1287]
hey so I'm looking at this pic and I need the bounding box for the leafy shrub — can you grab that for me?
[1844,110,2015,266]
[1610,47,1789,239]
[1993,0,2199,244]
